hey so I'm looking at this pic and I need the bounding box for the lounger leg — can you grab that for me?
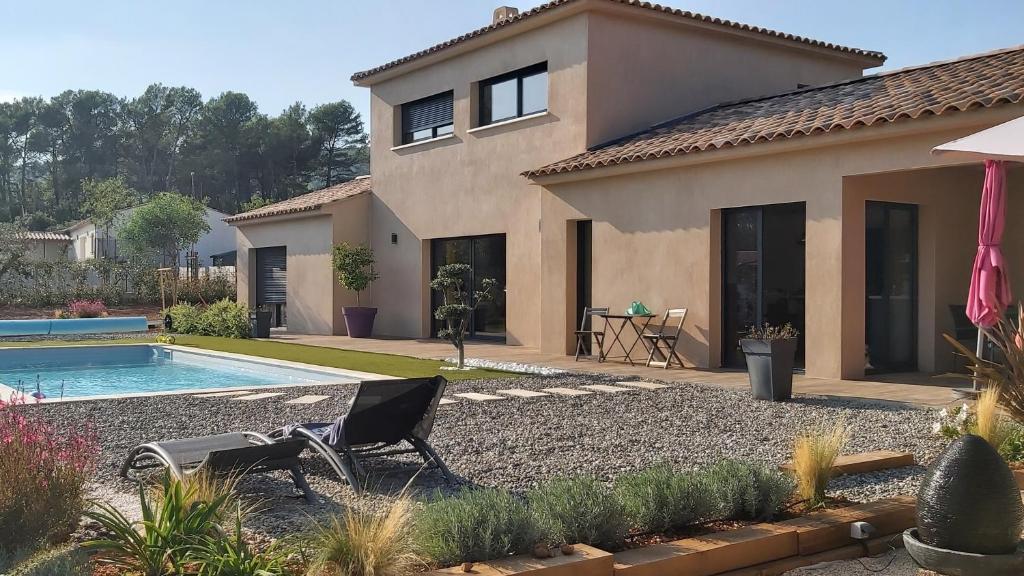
[410,436,455,482]
[287,427,362,493]
[289,466,315,503]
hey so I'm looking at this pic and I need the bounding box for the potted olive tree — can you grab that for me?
[739,323,799,401]
[332,242,379,338]
[430,263,497,369]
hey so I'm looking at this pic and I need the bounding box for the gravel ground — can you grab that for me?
[784,549,934,575]
[29,374,946,539]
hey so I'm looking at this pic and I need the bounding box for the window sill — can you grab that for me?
[390,133,455,151]
[467,111,549,134]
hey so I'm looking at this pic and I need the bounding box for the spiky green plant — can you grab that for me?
[527,476,627,550]
[415,487,535,567]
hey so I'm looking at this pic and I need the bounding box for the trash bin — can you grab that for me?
[251,309,272,338]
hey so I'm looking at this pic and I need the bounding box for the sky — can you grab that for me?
[2,0,1023,125]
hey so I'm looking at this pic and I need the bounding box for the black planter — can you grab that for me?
[250,309,272,338]
[739,338,797,401]
[342,306,377,338]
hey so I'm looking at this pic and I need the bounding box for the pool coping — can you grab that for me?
[0,342,392,403]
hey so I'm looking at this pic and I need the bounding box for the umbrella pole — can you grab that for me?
[974,329,985,391]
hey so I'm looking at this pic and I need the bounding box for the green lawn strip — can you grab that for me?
[171,335,516,381]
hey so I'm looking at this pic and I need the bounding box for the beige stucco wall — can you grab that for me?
[585,9,873,146]
[234,195,371,336]
[538,106,1024,379]
[366,13,590,344]
[235,213,336,336]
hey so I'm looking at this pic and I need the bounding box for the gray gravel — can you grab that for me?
[30,374,945,539]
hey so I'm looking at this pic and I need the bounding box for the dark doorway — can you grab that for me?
[254,246,286,327]
[576,220,593,354]
[431,234,506,340]
[865,201,918,373]
[722,203,806,368]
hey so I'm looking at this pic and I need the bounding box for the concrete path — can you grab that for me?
[271,333,965,407]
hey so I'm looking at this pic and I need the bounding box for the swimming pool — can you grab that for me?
[0,344,366,400]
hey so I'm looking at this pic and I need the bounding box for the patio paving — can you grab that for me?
[271,333,966,407]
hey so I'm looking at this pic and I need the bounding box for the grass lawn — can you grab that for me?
[0,335,514,381]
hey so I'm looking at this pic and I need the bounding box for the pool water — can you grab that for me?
[0,345,350,399]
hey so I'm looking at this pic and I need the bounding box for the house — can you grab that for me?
[66,205,235,268]
[228,0,1024,380]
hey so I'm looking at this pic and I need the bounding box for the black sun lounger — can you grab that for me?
[273,375,453,494]
[120,432,313,501]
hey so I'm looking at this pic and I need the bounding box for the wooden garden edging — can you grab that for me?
[1014,468,1024,490]
[780,450,915,476]
[426,496,917,576]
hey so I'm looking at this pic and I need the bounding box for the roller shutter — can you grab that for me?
[256,247,287,304]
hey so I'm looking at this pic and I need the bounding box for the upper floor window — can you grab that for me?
[479,62,547,126]
[401,91,454,144]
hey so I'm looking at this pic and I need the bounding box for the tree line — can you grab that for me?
[0,85,368,227]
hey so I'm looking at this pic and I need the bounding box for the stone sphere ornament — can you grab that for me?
[915,434,1023,555]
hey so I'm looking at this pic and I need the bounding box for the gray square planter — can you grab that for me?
[739,338,797,401]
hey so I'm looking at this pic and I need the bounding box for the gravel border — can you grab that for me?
[28,372,946,540]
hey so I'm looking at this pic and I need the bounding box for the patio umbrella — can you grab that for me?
[933,116,1024,386]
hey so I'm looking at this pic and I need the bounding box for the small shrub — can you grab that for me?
[527,476,627,550]
[792,421,847,509]
[155,333,176,344]
[415,488,535,567]
[615,464,715,533]
[999,424,1024,462]
[7,544,90,576]
[932,393,1023,460]
[166,302,202,334]
[0,398,97,556]
[67,299,107,318]
[197,299,251,338]
[705,460,794,521]
[307,496,423,576]
[178,274,236,305]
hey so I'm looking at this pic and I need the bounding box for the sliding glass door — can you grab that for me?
[431,234,506,340]
[865,202,918,373]
[722,203,806,367]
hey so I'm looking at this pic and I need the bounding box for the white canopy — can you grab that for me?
[932,115,1024,162]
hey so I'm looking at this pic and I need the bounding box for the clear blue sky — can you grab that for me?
[2,0,1022,125]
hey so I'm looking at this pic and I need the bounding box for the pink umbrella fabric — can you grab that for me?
[966,160,1011,328]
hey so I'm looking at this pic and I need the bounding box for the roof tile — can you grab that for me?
[526,48,1024,178]
[224,177,371,223]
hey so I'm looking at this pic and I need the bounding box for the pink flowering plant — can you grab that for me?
[0,396,98,554]
[67,299,108,319]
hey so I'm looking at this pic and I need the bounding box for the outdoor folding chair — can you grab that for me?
[120,432,313,501]
[575,306,608,361]
[273,376,453,494]
[642,308,688,369]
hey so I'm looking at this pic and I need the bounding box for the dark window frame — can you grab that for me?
[478,62,548,126]
[401,90,454,145]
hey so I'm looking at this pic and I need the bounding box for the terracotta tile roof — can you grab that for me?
[526,47,1024,178]
[20,231,71,241]
[351,0,884,83]
[224,176,371,223]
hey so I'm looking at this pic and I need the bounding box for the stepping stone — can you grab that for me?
[285,395,330,405]
[617,381,669,390]
[438,397,458,405]
[580,384,634,393]
[497,388,550,398]
[232,392,285,401]
[453,392,505,401]
[194,390,254,398]
[541,387,593,396]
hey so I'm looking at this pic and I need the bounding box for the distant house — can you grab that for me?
[65,205,235,267]
[21,231,72,262]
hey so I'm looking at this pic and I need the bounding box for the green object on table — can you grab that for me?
[626,301,651,316]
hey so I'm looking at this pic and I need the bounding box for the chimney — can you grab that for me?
[493,6,520,24]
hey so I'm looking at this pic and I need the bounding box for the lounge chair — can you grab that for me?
[272,376,453,494]
[120,432,313,501]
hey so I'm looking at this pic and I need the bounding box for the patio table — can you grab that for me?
[598,313,656,365]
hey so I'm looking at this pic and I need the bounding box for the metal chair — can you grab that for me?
[575,307,608,361]
[642,308,688,369]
